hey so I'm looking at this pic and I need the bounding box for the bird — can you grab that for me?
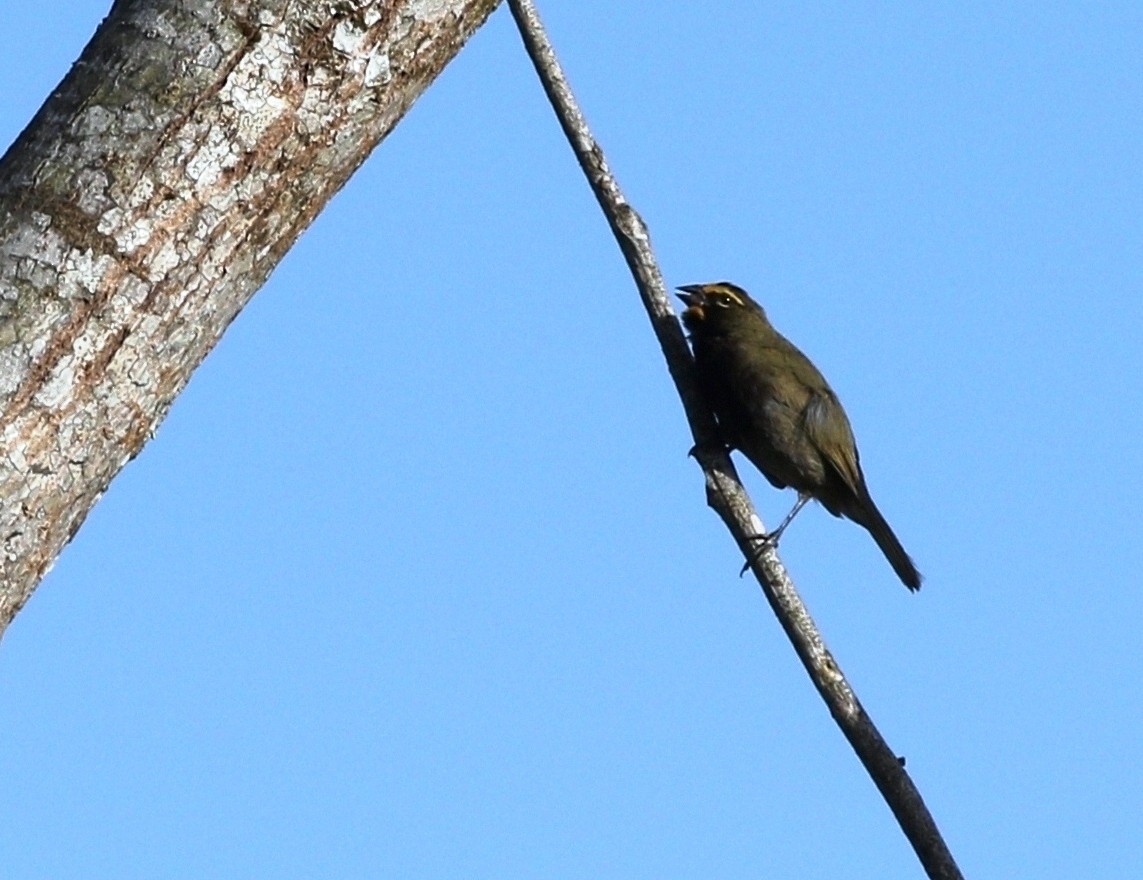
[677,281,921,591]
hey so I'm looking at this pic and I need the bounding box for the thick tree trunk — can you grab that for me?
[0,0,500,635]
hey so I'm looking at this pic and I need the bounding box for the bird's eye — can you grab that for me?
[713,294,735,308]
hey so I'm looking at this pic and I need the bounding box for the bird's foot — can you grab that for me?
[738,494,809,574]
[687,438,726,461]
[739,531,779,576]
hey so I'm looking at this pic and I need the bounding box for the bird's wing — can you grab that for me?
[802,389,863,495]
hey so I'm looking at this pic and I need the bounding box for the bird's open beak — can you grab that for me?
[676,285,707,308]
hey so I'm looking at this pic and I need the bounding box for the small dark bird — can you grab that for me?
[678,282,921,591]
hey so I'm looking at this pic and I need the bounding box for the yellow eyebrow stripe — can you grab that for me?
[709,284,745,306]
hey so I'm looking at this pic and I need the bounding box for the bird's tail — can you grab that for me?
[849,487,922,592]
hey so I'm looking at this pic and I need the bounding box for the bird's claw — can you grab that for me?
[739,531,778,576]
[688,439,725,461]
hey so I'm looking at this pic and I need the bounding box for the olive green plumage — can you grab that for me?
[678,282,921,591]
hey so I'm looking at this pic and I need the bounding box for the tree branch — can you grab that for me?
[505,2,963,878]
[0,0,501,631]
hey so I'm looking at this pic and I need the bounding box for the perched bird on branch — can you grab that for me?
[678,281,921,591]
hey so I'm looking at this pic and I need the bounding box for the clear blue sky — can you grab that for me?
[2,2,1141,877]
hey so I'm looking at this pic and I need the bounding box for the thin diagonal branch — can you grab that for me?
[505,3,963,878]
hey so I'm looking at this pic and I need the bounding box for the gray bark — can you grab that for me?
[0,0,501,634]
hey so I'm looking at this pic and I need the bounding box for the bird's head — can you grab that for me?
[677,282,765,334]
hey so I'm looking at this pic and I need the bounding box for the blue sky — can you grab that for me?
[2,2,1141,877]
